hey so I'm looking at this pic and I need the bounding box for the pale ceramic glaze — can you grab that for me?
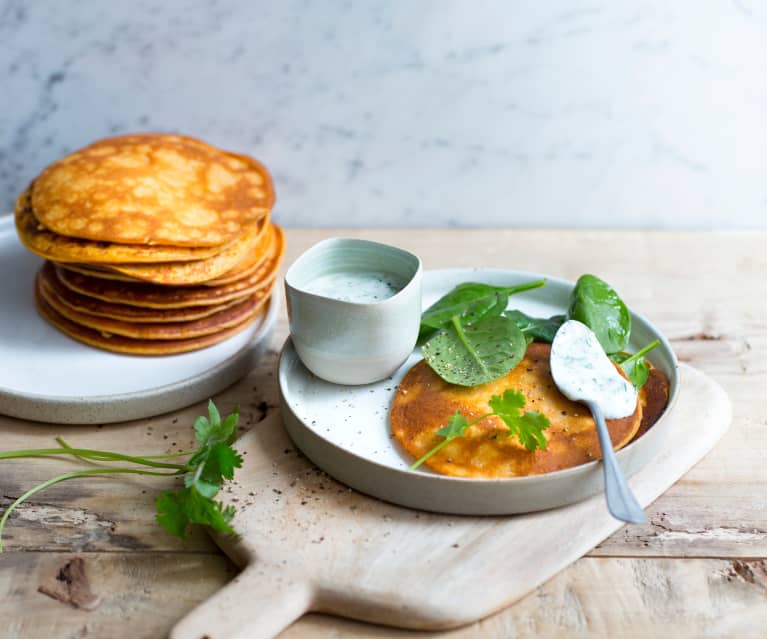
[279,267,680,515]
[0,216,279,424]
[284,238,422,385]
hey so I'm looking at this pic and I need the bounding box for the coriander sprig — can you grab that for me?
[411,389,550,470]
[0,400,242,551]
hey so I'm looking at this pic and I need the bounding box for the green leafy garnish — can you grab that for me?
[411,389,550,470]
[0,400,242,551]
[504,310,566,344]
[422,315,528,386]
[568,274,631,354]
[419,280,546,386]
[611,340,660,389]
[420,280,546,331]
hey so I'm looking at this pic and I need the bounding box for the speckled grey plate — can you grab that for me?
[0,215,279,425]
[279,268,679,515]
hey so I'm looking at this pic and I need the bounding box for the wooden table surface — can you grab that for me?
[1,229,765,639]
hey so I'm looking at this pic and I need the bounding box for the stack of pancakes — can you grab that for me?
[15,133,284,355]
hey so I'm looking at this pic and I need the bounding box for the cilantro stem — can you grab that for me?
[0,467,180,551]
[620,339,660,367]
[0,446,187,470]
[410,413,493,470]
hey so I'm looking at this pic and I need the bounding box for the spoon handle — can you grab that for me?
[587,402,646,524]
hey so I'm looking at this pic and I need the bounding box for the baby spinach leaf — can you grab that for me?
[504,310,566,344]
[420,280,546,331]
[568,274,630,354]
[611,340,660,389]
[421,315,527,386]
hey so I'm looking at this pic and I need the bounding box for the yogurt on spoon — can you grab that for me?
[550,319,637,419]
[550,319,645,523]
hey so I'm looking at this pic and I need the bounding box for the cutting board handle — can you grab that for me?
[170,561,313,639]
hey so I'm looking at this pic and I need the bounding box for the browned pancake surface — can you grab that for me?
[31,134,274,247]
[391,343,656,478]
[38,268,268,339]
[39,262,244,323]
[15,186,226,264]
[97,217,271,285]
[55,226,283,308]
[35,283,270,355]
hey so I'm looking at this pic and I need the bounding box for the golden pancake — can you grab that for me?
[63,222,283,287]
[97,217,272,285]
[391,343,655,478]
[14,186,227,264]
[35,283,271,355]
[38,270,269,340]
[31,133,274,247]
[203,223,284,286]
[39,262,246,323]
[55,228,283,308]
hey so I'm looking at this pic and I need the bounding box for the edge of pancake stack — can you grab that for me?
[15,133,284,355]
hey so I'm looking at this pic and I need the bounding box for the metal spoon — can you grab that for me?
[550,320,646,524]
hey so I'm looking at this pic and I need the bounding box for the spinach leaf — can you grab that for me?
[610,340,660,389]
[420,280,545,331]
[421,315,527,386]
[568,274,630,354]
[504,310,566,344]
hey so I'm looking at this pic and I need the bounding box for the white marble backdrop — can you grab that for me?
[1,0,765,228]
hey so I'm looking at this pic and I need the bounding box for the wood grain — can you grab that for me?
[1,229,766,638]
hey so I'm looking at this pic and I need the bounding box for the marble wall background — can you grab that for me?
[1,0,765,228]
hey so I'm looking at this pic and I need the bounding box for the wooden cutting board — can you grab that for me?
[171,363,730,639]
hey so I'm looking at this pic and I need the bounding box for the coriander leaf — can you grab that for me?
[421,280,546,330]
[568,274,630,354]
[157,488,236,538]
[184,475,221,499]
[422,315,527,386]
[193,415,213,444]
[201,443,242,483]
[488,389,550,451]
[207,399,221,428]
[155,490,190,538]
[435,411,470,439]
[504,310,565,344]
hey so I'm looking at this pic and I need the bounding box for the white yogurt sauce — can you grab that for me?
[303,271,405,303]
[550,320,638,419]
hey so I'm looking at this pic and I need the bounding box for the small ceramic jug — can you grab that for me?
[285,238,422,385]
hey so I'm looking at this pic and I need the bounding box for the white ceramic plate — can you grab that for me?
[0,215,279,424]
[279,268,679,515]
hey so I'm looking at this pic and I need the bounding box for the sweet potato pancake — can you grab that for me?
[55,225,283,309]
[14,187,225,264]
[35,284,269,355]
[18,132,281,355]
[40,264,245,323]
[30,134,274,247]
[38,270,267,339]
[99,216,271,285]
[391,343,666,478]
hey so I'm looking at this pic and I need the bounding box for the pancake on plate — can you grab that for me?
[55,225,283,309]
[391,343,668,478]
[30,133,273,247]
[15,187,225,264]
[38,268,268,339]
[97,215,271,285]
[16,132,282,355]
[35,284,269,356]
